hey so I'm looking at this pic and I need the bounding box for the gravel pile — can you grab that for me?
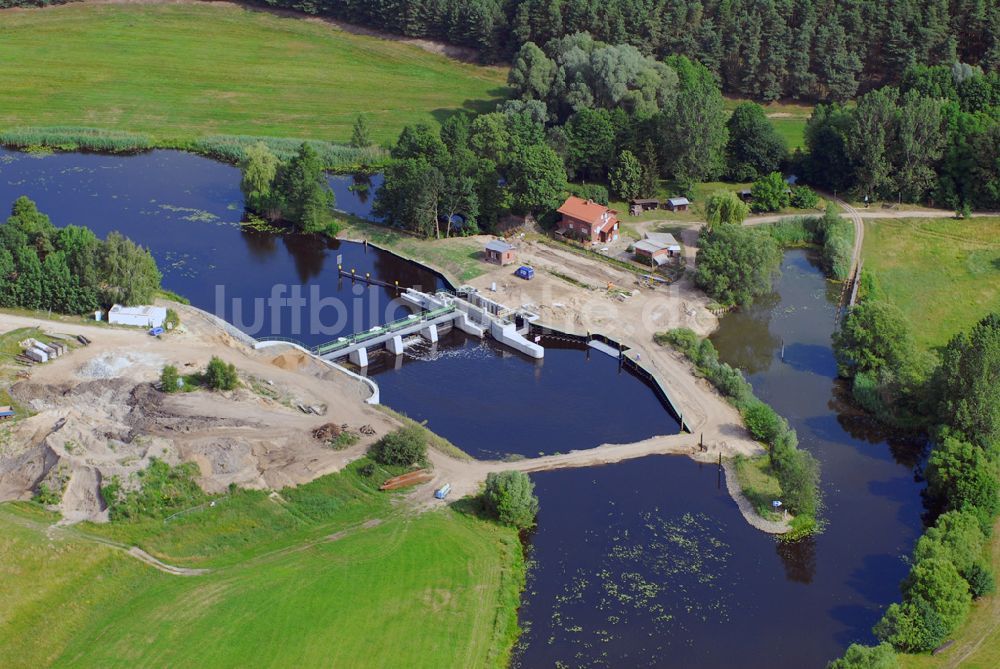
[78,354,132,379]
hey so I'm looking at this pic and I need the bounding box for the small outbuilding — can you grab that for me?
[108,304,167,328]
[484,239,515,266]
[633,232,682,266]
[737,189,753,202]
[665,197,690,212]
[629,198,661,216]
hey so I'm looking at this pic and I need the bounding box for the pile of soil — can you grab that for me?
[271,351,308,371]
[312,423,344,441]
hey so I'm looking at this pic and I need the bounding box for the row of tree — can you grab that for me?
[801,66,1000,210]
[656,327,820,526]
[830,301,1000,663]
[209,0,1000,103]
[0,197,162,314]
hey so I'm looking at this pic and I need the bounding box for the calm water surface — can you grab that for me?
[513,251,925,668]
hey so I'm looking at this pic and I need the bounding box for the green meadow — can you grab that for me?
[0,462,523,668]
[0,3,510,145]
[862,217,1000,350]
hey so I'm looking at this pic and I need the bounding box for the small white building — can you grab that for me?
[107,304,167,328]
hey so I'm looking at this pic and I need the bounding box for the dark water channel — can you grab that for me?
[0,149,926,665]
[512,251,926,667]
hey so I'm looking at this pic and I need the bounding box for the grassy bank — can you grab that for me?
[863,217,1000,350]
[341,216,487,284]
[0,461,524,668]
[0,3,510,146]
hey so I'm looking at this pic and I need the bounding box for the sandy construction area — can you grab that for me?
[0,305,397,522]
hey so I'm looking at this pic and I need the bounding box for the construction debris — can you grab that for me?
[359,424,376,436]
[311,423,344,441]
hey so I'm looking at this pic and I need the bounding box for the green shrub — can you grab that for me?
[483,470,539,529]
[100,458,208,521]
[901,557,971,635]
[654,327,700,359]
[706,362,753,404]
[790,185,819,209]
[750,171,791,212]
[204,356,239,391]
[965,561,996,599]
[875,600,949,652]
[925,435,1000,533]
[694,223,782,307]
[358,462,376,478]
[742,400,784,443]
[36,481,63,506]
[369,426,427,466]
[825,642,898,669]
[160,365,181,393]
[570,183,609,205]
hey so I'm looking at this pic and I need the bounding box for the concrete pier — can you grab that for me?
[302,287,545,365]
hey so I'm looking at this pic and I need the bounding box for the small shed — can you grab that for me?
[665,197,690,212]
[0,406,14,421]
[108,304,167,328]
[634,232,681,266]
[484,239,515,266]
[737,189,753,202]
[629,198,660,216]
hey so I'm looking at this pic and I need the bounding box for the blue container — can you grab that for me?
[516,266,535,280]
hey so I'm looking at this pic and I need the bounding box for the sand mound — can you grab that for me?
[271,351,308,370]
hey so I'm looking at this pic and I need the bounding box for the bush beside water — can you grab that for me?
[655,328,821,527]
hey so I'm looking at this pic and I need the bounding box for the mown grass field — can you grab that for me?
[0,3,510,145]
[862,217,1000,350]
[0,462,524,669]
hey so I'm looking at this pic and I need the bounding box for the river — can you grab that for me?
[512,251,925,667]
[0,148,926,666]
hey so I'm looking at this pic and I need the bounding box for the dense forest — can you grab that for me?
[255,0,995,102]
[0,196,162,313]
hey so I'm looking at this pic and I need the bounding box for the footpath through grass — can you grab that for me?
[0,3,510,145]
[0,460,524,668]
[863,217,1000,350]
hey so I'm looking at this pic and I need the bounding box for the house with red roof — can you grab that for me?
[555,196,620,244]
